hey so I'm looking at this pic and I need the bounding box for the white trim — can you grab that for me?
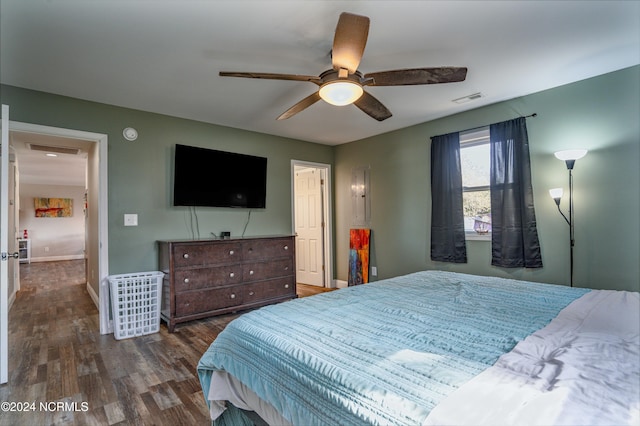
[86,280,99,309]
[7,121,110,335]
[1,105,10,384]
[30,254,85,262]
[335,279,348,289]
[7,290,15,312]
[291,160,334,289]
[465,232,491,241]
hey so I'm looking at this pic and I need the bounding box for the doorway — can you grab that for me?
[292,161,333,288]
[8,121,109,335]
[12,131,89,270]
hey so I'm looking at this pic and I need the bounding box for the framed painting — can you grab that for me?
[34,197,73,218]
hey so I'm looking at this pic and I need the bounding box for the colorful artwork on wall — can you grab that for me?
[348,228,370,286]
[34,197,73,218]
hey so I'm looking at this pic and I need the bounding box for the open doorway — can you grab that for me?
[8,121,109,335]
[292,160,333,288]
[12,132,90,269]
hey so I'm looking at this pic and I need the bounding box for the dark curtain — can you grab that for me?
[430,132,467,263]
[489,118,543,268]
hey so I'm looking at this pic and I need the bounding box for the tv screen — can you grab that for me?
[173,144,267,208]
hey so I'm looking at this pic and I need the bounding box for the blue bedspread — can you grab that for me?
[197,271,590,425]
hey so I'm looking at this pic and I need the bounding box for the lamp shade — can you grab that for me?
[554,149,588,161]
[319,81,364,106]
[549,188,564,200]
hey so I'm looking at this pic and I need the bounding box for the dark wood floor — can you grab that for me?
[0,260,332,425]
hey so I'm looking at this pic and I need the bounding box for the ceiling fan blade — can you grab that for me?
[277,92,322,120]
[354,91,392,121]
[364,67,468,86]
[220,72,322,85]
[332,12,370,74]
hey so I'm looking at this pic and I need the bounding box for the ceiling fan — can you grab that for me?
[220,12,467,121]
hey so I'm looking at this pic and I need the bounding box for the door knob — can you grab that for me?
[1,252,19,261]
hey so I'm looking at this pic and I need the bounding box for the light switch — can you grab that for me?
[124,214,138,226]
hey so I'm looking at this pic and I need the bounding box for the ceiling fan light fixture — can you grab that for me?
[319,80,363,106]
[219,12,467,120]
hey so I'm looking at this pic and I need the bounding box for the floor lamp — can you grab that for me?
[549,149,588,287]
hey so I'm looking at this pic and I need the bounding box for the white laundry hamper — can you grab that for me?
[108,271,164,340]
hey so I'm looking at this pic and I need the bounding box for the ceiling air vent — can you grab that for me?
[28,144,81,155]
[452,92,483,104]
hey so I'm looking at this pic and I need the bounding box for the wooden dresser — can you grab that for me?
[158,235,296,332]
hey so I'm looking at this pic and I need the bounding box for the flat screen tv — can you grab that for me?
[173,144,267,208]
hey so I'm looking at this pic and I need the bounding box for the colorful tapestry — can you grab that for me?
[34,197,73,217]
[348,228,370,285]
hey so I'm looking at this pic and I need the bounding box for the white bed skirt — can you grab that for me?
[208,370,291,426]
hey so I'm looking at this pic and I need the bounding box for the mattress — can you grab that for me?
[197,270,594,425]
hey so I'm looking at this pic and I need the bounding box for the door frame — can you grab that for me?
[291,160,334,288]
[8,120,110,334]
[1,105,10,383]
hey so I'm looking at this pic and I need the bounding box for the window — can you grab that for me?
[460,127,491,240]
[431,117,541,266]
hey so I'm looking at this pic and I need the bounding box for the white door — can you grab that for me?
[294,168,324,286]
[1,104,13,384]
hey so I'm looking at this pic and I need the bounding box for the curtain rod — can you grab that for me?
[460,113,538,134]
[434,113,538,139]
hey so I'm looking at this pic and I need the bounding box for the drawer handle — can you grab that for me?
[229,250,234,255]
[249,270,254,275]
[183,278,189,283]
[183,253,189,259]
[284,284,289,289]
[284,245,289,250]
[248,248,253,253]
[284,266,289,271]
[230,293,236,299]
[249,291,255,296]
[230,272,235,278]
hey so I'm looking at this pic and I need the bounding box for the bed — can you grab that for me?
[197,270,640,425]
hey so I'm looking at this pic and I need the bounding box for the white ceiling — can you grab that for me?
[1,1,639,183]
[9,131,89,187]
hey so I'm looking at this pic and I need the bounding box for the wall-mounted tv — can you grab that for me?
[173,144,267,208]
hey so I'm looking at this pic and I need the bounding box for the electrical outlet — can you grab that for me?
[124,214,138,226]
[371,266,377,276]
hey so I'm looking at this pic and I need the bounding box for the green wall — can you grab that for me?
[335,66,639,292]
[2,65,638,292]
[0,85,334,275]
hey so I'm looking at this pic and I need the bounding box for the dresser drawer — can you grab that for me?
[243,277,295,303]
[175,287,244,316]
[172,242,241,267]
[242,238,293,261]
[243,258,293,282]
[174,265,241,291]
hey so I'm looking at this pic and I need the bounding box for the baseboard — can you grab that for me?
[86,281,100,310]
[31,254,85,262]
[8,290,16,311]
[335,279,348,289]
